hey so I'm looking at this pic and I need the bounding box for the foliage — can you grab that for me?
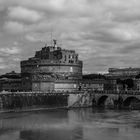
[82,74,106,79]
[116,78,134,89]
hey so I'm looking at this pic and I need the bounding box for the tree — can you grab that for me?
[135,73,140,79]
[124,79,134,89]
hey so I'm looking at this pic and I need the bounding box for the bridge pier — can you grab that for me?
[68,92,92,108]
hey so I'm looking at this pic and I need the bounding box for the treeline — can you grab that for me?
[116,78,134,89]
[0,73,21,79]
[82,74,106,80]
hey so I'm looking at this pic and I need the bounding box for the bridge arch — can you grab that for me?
[97,95,108,106]
[123,96,140,108]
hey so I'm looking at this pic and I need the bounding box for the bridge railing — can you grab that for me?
[92,90,140,95]
[1,89,140,95]
[0,90,85,95]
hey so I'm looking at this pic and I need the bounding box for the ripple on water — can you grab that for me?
[0,109,140,140]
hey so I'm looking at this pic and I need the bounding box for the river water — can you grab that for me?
[0,108,140,140]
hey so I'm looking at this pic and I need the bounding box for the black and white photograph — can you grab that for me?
[0,0,140,140]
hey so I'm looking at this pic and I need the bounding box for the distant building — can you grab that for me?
[0,71,21,92]
[81,74,109,91]
[106,67,140,79]
[105,67,140,91]
[20,40,83,92]
[80,79,106,91]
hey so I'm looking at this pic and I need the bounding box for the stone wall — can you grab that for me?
[68,93,92,108]
[54,83,78,91]
[32,82,54,92]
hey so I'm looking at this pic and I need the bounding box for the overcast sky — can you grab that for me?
[0,0,140,74]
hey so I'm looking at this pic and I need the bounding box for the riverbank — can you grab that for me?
[0,106,69,114]
[1,105,140,114]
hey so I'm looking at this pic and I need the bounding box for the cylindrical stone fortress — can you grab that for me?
[20,40,83,92]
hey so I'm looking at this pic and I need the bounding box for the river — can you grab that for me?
[0,108,140,140]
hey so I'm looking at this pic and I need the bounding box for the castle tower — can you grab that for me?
[20,40,83,92]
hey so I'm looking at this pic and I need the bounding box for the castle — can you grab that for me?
[20,40,83,92]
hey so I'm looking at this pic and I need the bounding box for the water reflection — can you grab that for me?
[20,126,83,140]
[0,109,140,140]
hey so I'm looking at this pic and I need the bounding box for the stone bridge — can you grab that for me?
[68,90,140,109]
[0,90,140,110]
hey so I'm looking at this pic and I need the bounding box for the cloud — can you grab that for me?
[25,33,48,42]
[110,27,138,41]
[0,47,21,56]
[0,46,21,73]
[0,64,8,69]
[4,21,26,34]
[8,6,43,23]
[117,42,140,54]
